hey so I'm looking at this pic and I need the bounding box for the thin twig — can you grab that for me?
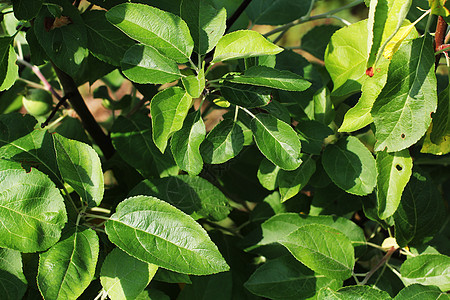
[226,0,253,33]
[360,246,396,285]
[263,0,364,37]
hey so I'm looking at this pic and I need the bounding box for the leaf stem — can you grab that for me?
[84,213,110,221]
[17,58,64,102]
[240,106,256,119]
[359,246,396,285]
[263,0,364,38]
[234,105,239,122]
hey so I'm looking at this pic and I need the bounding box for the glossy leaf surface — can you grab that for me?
[212,30,283,63]
[322,136,377,195]
[0,37,18,92]
[101,248,158,300]
[278,155,316,202]
[394,284,450,300]
[251,114,302,170]
[37,227,99,300]
[220,81,271,108]
[151,87,192,153]
[0,163,67,252]
[372,35,437,152]
[376,149,412,219]
[180,0,227,54]
[128,175,231,221]
[400,254,450,291]
[54,134,104,207]
[105,196,229,275]
[122,44,182,84]
[227,66,311,91]
[318,285,391,299]
[170,112,206,175]
[200,119,244,164]
[106,3,194,63]
[280,224,355,280]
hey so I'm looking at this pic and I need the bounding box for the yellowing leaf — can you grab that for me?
[429,0,450,17]
[383,24,415,59]
[421,124,450,155]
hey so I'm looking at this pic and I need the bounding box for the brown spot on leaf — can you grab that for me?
[44,15,72,32]
[365,67,374,77]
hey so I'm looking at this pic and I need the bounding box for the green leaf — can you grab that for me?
[376,149,412,219]
[101,248,158,300]
[12,0,43,20]
[128,175,231,221]
[111,114,179,178]
[394,284,450,300]
[394,170,446,247]
[278,155,316,202]
[251,114,302,170]
[280,224,355,280]
[322,136,377,195]
[34,1,89,77]
[0,37,18,92]
[170,112,206,175]
[105,196,229,275]
[318,285,391,299]
[259,213,367,257]
[151,87,192,153]
[366,0,389,68]
[37,227,99,300]
[244,255,342,300]
[339,57,390,132]
[372,35,437,152]
[121,44,182,85]
[106,3,194,63]
[181,67,205,98]
[400,254,450,291]
[245,0,312,25]
[180,0,227,54]
[82,10,135,66]
[220,81,271,108]
[53,134,104,207]
[200,119,244,164]
[212,30,283,63]
[0,162,67,252]
[296,120,333,155]
[430,85,450,145]
[0,248,28,300]
[226,66,311,91]
[257,158,280,191]
[154,268,191,284]
[325,20,368,97]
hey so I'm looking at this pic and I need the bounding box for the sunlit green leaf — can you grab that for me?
[318,285,391,299]
[0,248,27,300]
[400,254,450,291]
[212,30,283,63]
[101,248,158,300]
[394,284,450,300]
[105,196,229,275]
[220,81,271,108]
[251,114,302,170]
[106,3,194,63]
[170,112,206,175]
[278,155,316,202]
[376,149,412,219]
[37,227,98,300]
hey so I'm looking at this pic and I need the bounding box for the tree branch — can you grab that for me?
[435,16,448,70]
[226,0,252,33]
[52,63,115,159]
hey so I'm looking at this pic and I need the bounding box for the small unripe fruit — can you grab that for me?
[22,89,53,116]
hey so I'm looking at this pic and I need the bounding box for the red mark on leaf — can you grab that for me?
[365,67,374,77]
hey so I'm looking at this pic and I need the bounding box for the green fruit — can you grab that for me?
[22,89,53,116]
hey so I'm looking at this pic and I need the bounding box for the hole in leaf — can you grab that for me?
[396,164,402,171]
[401,133,405,139]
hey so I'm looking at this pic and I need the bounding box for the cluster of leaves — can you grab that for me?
[0,0,449,299]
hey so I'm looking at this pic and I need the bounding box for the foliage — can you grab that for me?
[0,0,449,299]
